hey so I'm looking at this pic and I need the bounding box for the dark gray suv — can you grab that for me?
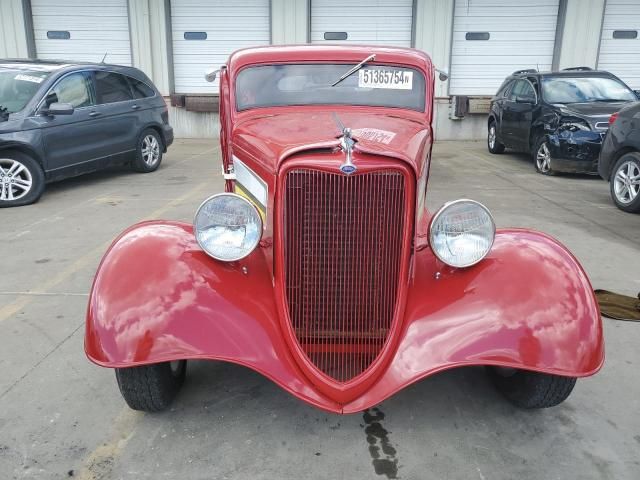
[0,59,173,207]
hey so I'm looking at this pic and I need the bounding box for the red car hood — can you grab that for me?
[231,110,430,173]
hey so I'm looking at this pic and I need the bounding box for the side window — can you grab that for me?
[500,80,514,98]
[510,80,536,102]
[45,72,92,108]
[129,77,155,99]
[94,71,133,104]
[509,80,524,99]
[520,81,536,101]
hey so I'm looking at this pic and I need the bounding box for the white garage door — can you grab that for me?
[450,0,559,96]
[311,0,413,47]
[171,0,270,94]
[31,0,131,65]
[598,0,640,89]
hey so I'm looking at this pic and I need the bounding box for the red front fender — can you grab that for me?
[85,222,603,414]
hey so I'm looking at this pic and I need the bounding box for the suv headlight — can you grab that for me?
[429,199,495,268]
[559,117,591,132]
[194,193,262,261]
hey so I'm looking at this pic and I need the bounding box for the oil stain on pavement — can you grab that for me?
[362,407,400,479]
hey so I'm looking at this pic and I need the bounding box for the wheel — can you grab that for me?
[487,367,576,409]
[609,152,640,213]
[132,128,163,173]
[487,121,505,154]
[0,151,45,207]
[115,360,186,412]
[533,137,554,175]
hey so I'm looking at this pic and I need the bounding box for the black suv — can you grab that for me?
[487,67,638,175]
[0,60,173,207]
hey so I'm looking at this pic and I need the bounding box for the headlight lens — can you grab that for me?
[429,199,495,268]
[194,193,262,261]
[559,117,591,132]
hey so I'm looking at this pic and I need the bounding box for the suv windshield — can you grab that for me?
[236,63,426,112]
[0,69,49,114]
[542,76,636,104]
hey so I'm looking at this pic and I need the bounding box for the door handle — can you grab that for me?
[131,104,140,110]
[89,111,101,117]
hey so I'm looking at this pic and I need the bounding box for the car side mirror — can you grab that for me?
[42,102,75,116]
[435,68,449,81]
[204,68,220,83]
[634,89,640,100]
[515,95,535,104]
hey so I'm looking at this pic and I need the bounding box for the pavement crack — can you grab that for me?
[0,322,84,401]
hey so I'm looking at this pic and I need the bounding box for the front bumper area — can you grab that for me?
[547,130,603,173]
[85,221,604,414]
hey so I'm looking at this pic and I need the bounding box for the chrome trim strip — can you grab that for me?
[232,155,268,208]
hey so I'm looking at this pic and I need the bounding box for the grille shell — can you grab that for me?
[282,167,408,383]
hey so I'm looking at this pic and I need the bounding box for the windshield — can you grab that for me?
[0,69,49,114]
[542,76,636,104]
[236,63,426,112]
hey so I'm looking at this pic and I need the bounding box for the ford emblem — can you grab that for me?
[340,163,357,175]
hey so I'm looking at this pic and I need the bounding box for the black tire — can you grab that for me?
[132,128,163,173]
[487,120,505,154]
[0,150,45,207]
[609,152,640,213]
[532,136,555,175]
[487,367,576,409]
[115,360,186,412]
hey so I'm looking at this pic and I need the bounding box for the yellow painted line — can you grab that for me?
[77,409,141,480]
[0,181,209,323]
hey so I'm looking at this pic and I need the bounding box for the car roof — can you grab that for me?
[0,59,133,73]
[227,44,433,76]
[512,69,618,80]
[0,59,73,72]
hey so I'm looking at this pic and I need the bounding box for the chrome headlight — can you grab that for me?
[194,193,262,261]
[429,199,495,268]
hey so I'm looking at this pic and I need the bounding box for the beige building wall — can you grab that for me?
[0,0,30,58]
[557,0,605,69]
[128,0,171,95]
[271,0,309,44]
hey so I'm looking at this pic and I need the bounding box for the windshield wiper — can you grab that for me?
[330,54,375,87]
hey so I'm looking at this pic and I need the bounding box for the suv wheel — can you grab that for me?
[610,152,640,213]
[487,121,505,154]
[533,137,554,175]
[487,367,576,409]
[132,129,163,173]
[0,151,46,207]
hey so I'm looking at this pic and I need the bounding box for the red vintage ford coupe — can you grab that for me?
[85,45,604,414]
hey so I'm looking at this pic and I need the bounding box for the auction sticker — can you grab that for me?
[351,128,396,145]
[15,74,44,84]
[358,69,413,90]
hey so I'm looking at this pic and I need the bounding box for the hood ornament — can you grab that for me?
[334,113,357,175]
[339,128,356,175]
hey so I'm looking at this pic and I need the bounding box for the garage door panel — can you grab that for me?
[450,0,559,95]
[171,0,270,94]
[598,0,640,89]
[311,0,413,47]
[31,0,131,65]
